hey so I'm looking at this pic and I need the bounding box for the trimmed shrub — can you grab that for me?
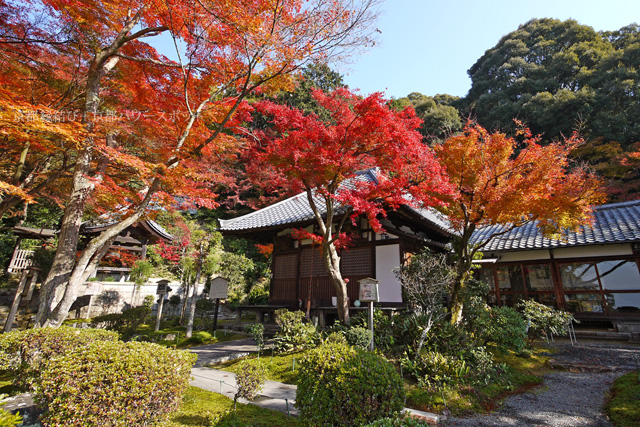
[324,331,348,344]
[401,350,469,388]
[519,299,575,344]
[274,309,319,352]
[0,326,119,389]
[401,346,505,388]
[344,326,371,349]
[296,341,405,426]
[244,323,265,352]
[184,331,213,345]
[245,286,269,305]
[34,341,196,426]
[90,305,151,337]
[465,304,527,352]
[234,360,267,407]
[351,309,396,352]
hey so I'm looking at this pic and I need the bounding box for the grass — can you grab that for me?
[62,317,248,348]
[164,386,297,427]
[0,372,20,396]
[213,350,310,385]
[131,323,247,348]
[605,370,640,427]
[405,347,550,416]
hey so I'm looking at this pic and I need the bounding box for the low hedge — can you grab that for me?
[34,340,197,427]
[296,341,404,426]
[0,326,119,388]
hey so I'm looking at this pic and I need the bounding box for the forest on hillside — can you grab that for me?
[396,18,640,202]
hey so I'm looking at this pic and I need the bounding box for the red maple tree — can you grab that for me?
[250,88,451,323]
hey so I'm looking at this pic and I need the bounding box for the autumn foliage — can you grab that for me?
[0,0,379,327]
[250,88,451,322]
[434,121,604,323]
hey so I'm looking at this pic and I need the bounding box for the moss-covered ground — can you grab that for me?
[605,370,640,427]
[164,386,297,427]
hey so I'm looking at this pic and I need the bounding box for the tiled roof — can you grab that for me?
[219,169,454,235]
[471,199,640,252]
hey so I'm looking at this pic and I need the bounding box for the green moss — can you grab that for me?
[405,348,549,416]
[164,386,297,427]
[606,371,640,427]
[214,351,308,385]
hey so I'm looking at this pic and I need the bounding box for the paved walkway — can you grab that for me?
[189,338,299,415]
[189,338,262,366]
[191,367,299,416]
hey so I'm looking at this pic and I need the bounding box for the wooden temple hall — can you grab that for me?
[219,169,454,325]
[220,167,640,330]
[7,219,172,279]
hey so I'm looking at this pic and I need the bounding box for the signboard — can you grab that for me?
[358,277,379,303]
[210,277,229,299]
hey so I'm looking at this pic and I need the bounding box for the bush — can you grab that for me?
[143,294,155,308]
[296,341,405,426]
[401,350,469,388]
[274,309,319,352]
[0,326,119,389]
[34,341,196,426]
[184,331,213,345]
[90,305,151,337]
[344,327,371,350]
[245,285,269,305]
[351,309,396,352]
[324,331,348,345]
[518,300,575,344]
[244,323,265,352]
[464,303,527,352]
[234,360,267,407]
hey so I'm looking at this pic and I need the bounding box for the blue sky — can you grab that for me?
[340,0,640,99]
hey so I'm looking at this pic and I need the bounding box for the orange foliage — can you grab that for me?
[435,121,605,242]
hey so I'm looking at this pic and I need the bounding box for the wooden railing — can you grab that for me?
[7,249,34,273]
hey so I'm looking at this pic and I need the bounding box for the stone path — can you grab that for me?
[191,366,299,416]
[189,337,262,366]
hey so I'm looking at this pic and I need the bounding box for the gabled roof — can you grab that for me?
[471,199,640,252]
[219,169,454,236]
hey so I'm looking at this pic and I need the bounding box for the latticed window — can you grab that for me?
[341,247,372,276]
[273,254,298,279]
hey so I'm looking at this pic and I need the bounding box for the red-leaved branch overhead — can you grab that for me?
[249,88,452,323]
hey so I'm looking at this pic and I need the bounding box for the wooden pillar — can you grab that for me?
[4,269,29,332]
[140,237,148,260]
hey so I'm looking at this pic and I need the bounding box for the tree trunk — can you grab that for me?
[322,242,350,324]
[34,11,149,327]
[185,245,204,338]
[34,149,94,326]
[43,209,146,327]
[449,266,470,325]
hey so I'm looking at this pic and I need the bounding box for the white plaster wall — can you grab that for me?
[78,278,205,318]
[495,250,550,262]
[375,244,403,302]
[553,244,633,259]
[489,244,634,262]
